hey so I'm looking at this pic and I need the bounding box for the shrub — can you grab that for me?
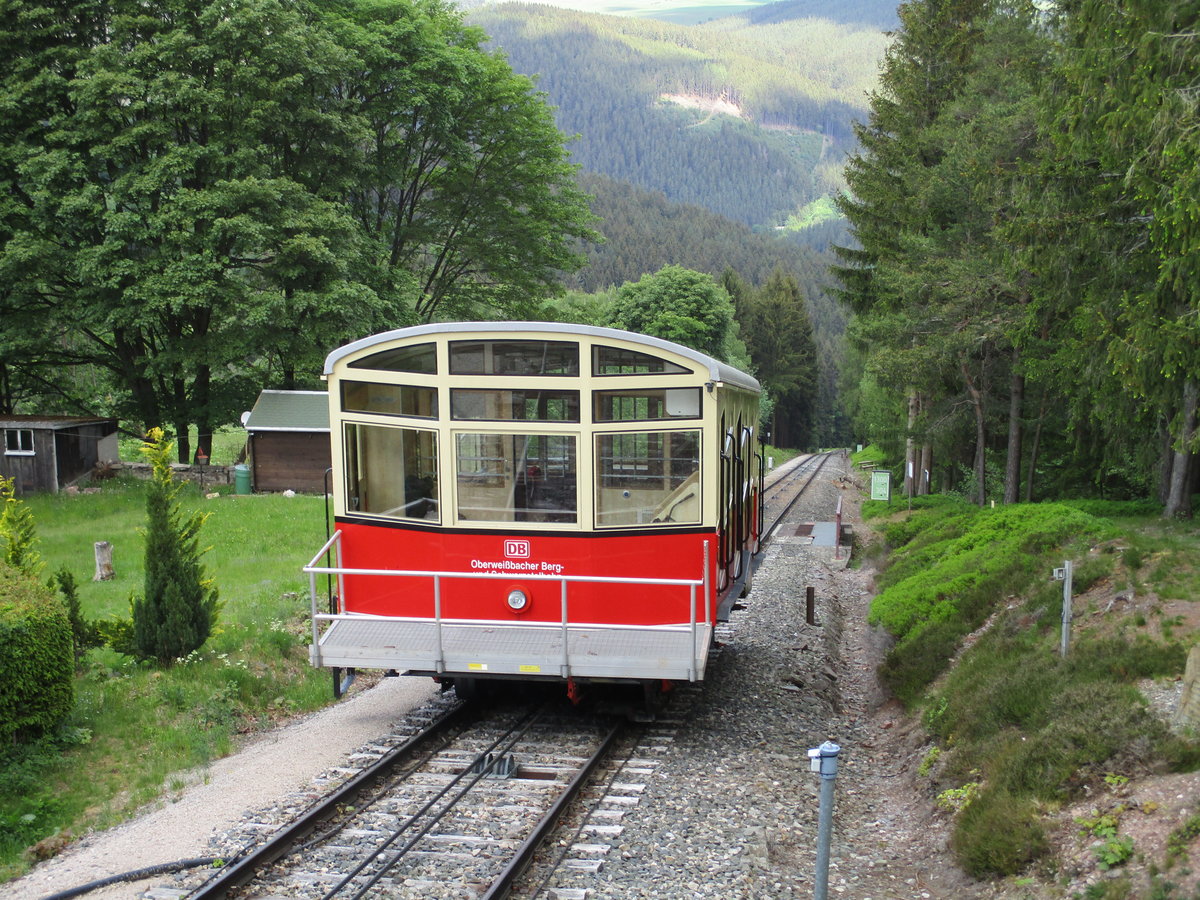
[869,503,1114,704]
[0,562,74,742]
[131,429,221,665]
[987,681,1162,800]
[950,788,1047,877]
[0,476,41,576]
[879,619,965,706]
[49,568,101,666]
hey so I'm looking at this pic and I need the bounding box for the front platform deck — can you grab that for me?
[311,615,713,682]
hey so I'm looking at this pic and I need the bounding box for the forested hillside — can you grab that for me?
[836,0,1199,515]
[469,2,892,229]
[568,172,848,446]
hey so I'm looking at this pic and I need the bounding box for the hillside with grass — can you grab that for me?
[854,448,1200,895]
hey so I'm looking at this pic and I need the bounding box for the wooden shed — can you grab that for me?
[1,416,120,496]
[243,390,331,494]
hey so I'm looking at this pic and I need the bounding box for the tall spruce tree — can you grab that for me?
[738,268,819,448]
[833,0,991,498]
[1028,0,1200,516]
[132,429,219,665]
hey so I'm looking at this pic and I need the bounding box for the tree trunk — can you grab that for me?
[1004,364,1024,505]
[1165,378,1198,519]
[906,388,919,499]
[962,361,987,506]
[1159,422,1175,506]
[93,541,114,581]
[0,361,11,415]
[1024,389,1047,502]
[920,442,933,495]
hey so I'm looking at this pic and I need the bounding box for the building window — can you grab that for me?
[3,429,34,456]
[593,388,700,421]
[451,389,579,422]
[593,345,688,376]
[341,381,437,418]
[348,342,437,374]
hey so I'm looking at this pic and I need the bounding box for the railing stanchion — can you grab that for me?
[561,580,570,677]
[335,532,345,614]
[688,584,697,682]
[309,569,320,665]
[434,575,444,674]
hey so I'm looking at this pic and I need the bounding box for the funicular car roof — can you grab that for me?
[323,322,761,394]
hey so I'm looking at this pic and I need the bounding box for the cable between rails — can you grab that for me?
[39,858,220,900]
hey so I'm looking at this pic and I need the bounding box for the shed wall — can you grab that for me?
[249,432,331,494]
[0,431,56,494]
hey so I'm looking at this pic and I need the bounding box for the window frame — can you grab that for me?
[593,428,702,529]
[342,420,440,523]
[452,430,580,525]
[341,380,438,419]
[592,344,690,377]
[3,428,34,457]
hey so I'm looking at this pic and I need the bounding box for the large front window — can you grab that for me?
[595,430,701,527]
[344,423,438,521]
[456,433,577,523]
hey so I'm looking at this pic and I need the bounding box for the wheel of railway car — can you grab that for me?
[642,679,673,715]
[452,677,487,702]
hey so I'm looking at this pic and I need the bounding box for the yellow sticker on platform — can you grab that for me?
[468,663,488,671]
[519,664,541,673]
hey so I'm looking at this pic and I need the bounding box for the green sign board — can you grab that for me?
[870,470,891,502]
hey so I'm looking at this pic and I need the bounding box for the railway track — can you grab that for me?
[137,454,833,900]
[180,696,625,900]
[761,451,838,544]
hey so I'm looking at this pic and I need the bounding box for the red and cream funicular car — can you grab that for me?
[305,323,763,701]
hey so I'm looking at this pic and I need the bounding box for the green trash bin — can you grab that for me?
[233,464,251,495]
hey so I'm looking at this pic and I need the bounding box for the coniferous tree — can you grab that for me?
[738,268,818,447]
[1018,0,1200,516]
[131,429,220,665]
[0,476,41,576]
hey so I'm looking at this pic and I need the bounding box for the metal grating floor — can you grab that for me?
[314,616,712,681]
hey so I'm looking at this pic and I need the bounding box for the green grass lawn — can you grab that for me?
[1,479,336,880]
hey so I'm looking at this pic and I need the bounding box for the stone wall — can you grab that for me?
[109,461,235,486]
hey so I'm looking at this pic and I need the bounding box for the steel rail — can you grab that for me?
[329,705,548,900]
[184,700,472,900]
[761,451,836,547]
[479,719,625,900]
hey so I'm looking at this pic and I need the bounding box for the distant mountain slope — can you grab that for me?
[734,0,898,29]
[573,172,824,290]
[466,0,899,29]
[573,173,846,377]
[574,172,849,444]
[470,2,891,228]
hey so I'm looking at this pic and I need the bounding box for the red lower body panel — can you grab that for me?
[334,521,719,627]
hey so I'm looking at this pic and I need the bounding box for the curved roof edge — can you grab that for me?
[323,322,760,393]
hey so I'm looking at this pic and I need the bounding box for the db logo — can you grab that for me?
[504,540,530,558]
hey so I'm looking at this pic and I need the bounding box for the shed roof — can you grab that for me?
[244,391,329,433]
[0,415,117,431]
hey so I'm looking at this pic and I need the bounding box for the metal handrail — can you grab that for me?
[304,530,714,678]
